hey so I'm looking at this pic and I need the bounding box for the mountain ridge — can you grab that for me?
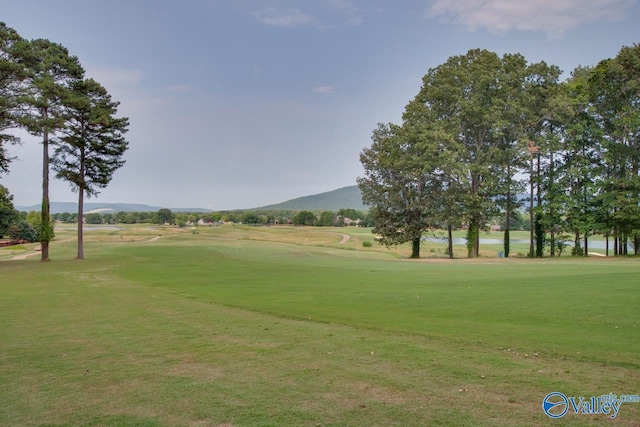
[255,185,367,211]
[16,185,368,213]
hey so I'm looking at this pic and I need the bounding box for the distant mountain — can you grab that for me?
[256,185,368,211]
[15,186,368,214]
[15,202,212,214]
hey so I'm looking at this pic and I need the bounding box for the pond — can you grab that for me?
[423,236,630,251]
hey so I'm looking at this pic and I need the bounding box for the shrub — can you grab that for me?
[8,220,38,243]
[362,241,373,248]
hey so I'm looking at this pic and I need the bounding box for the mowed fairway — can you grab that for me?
[1,225,639,426]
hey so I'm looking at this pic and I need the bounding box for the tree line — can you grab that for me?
[0,22,129,259]
[35,208,373,228]
[358,45,640,259]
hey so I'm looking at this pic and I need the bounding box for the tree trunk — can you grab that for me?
[505,168,511,258]
[411,237,420,259]
[40,117,51,262]
[535,152,543,258]
[467,221,479,258]
[549,149,555,257]
[584,236,588,257]
[77,187,84,259]
[447,223,454,259]
[535,212,544,258]
[529,154,534,258]
[606,234,609,257]
[504,228,510,258]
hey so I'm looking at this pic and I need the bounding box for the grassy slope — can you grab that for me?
[0,225,638,426]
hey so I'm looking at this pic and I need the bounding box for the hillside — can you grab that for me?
[256,185,368,211]
[15,186,368,213]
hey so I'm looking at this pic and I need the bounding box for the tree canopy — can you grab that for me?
[360,45,640,258]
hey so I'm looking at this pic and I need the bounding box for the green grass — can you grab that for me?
[1,225,639,426]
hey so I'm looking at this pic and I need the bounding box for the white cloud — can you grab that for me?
[427,0,637,38]
[313,85,335,94]
[253,8,313,28]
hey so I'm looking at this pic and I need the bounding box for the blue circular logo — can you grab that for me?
[543,392,568,418]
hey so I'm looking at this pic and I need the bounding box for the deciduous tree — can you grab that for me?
[358,123,443,259]
[0,184,19,237]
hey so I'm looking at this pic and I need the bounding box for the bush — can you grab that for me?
[8,220,38,243]
[362,241,373,248]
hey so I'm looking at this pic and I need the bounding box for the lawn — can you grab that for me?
[1,224,638,426]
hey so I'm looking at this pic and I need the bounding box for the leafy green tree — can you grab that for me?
[405,49,562,258]
[18,38,84,261]
[156,208,174,225]
[114,211,127,224]
[358,123,443,259]
[52,78,128,259]
[125,212,139,224]
[493,54,531,257]
[0,184,19,237]
[556,67,604,256]
[58,212,73,223]
[412,49,511,257]
[512,59,562,257]
[26,210,54,242]
[590,44,640,255]
[84,213,102,224]
[292,211,316,226]
[317,211,335,226]
[337,208,364,222]
[242,212,261,225]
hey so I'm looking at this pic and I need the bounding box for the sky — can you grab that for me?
[1,0,639,210]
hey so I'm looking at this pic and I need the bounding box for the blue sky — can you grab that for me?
[2,0,639,209]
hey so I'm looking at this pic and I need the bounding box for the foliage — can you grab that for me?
[53,78,128,199]
[361,45,640,258]
[292,210,316,226]
[241,212,263,225]
[155,208,174,225]
[358,123,444,258]
[317,211,335,226]
[0,184,19,237]
[84,213,102,224]
[25,210,55,241]
[0,22,27,175]
[7,220,37,242]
